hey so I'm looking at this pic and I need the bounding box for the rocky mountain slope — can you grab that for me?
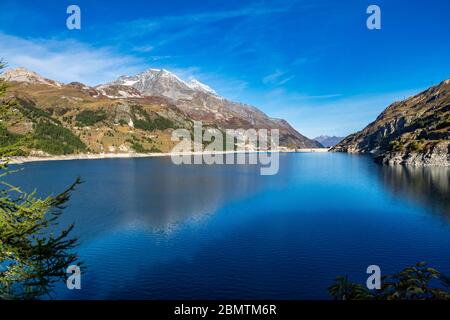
[0,67,320,158]
[101,69,321,148]
[313,135,343,147]
[333,79,450,166]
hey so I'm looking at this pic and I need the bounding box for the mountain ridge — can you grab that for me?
[102,68,322,148]
[0,67,321,158]
[333,78,450,166]
[313,135,343,148]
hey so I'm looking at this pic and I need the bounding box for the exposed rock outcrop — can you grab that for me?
[101,68,321,148]
[333,78,450,166]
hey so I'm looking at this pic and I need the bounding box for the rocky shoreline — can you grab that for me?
[374,141,450,167]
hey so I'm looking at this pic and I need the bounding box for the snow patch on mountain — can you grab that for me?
[105,68,218,98]
[187,79,217,95]
[95,84,143,99]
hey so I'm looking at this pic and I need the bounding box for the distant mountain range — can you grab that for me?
[313,135,343,147]
[0,67,321,157]
[333,78,450,166]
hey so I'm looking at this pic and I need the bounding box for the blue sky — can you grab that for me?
[0,0,449,138]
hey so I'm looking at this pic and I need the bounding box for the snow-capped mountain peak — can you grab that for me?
[1,66,323,149]
[187,79,217,95]
[103,68,218,99]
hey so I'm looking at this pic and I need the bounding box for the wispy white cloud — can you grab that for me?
[162,66,249,99]
[0,32,248,98]
[211,78,249,100]
[265,87,342,100]
[263,70,296,86]
[263,70,283,84]
[131,45,154,53]
[0,33,147,86]
[106,1,306,53]
[118,3,292,39]
[164,66,201,81]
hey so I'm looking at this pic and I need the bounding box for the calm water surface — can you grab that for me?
[7,153,450,299]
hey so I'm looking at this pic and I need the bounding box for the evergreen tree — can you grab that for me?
[329,262,450,300]
[0,61,81,299]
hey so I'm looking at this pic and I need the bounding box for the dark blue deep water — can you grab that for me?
[7,153,450,299]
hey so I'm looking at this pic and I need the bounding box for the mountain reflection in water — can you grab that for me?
[379,165,450,218]
[6,153,450,299]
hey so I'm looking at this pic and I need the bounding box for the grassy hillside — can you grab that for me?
[0,81,194,157]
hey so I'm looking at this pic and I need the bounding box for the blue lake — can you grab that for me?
[7,153,450,299]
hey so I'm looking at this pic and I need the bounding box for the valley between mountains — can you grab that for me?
[0,67,449,167]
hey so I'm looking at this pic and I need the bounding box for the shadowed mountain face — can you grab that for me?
[333,79,450,166]
[0,68,320,157]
